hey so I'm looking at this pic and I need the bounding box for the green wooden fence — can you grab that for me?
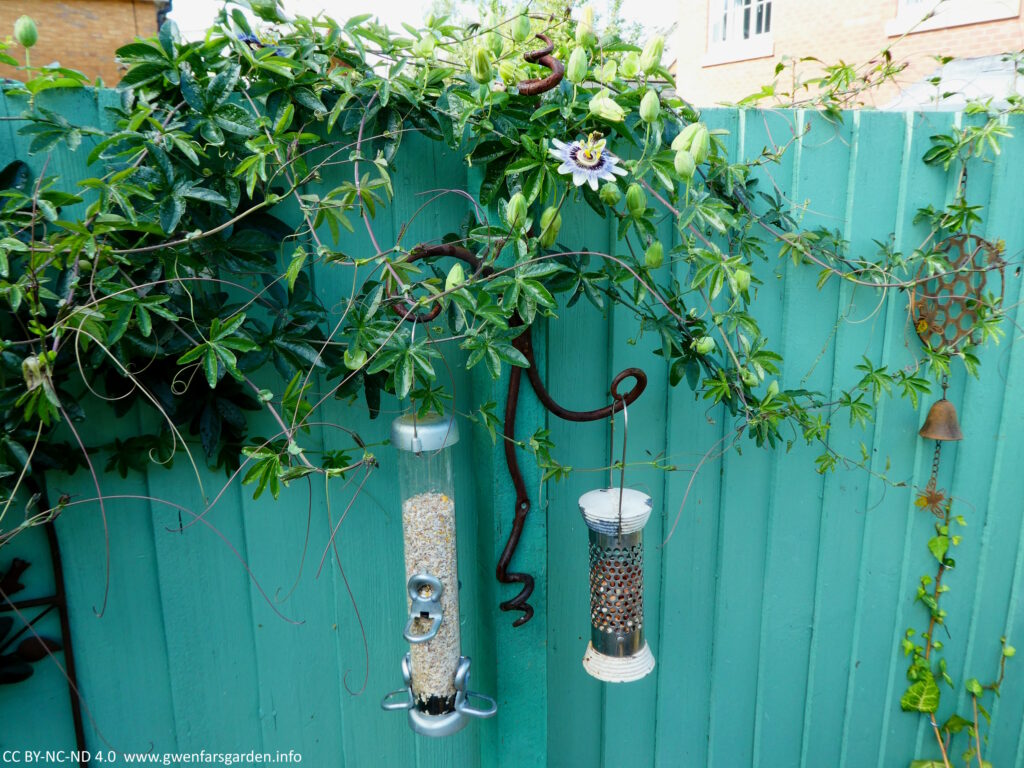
[2,90,1024,767]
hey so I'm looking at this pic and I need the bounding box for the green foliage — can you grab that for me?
[0,2,1012,544]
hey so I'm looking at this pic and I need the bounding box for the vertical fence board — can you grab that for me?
[755,109,853,768]
[828,110,913,768]
[599,192,672,768]
[544,202,611,768]
[651,107,736,768]
[705,108,796,768]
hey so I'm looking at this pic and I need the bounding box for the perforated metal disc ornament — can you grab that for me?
[909,234,1004,352]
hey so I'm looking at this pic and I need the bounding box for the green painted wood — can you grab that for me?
[652,107,737,768]
[467,202,548,768]
[545,199,610,768]
[706,108,796,768]
[826,110,914,768]
[4,92,1024,767]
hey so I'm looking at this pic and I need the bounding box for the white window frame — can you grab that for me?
[887,0,1021,36]
[703,0,775,67]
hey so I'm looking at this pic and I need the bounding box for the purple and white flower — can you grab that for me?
[549,134,627,190]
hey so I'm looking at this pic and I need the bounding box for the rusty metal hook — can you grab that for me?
[496,323,647,626]
[517,34,565,96]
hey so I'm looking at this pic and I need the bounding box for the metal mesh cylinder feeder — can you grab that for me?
[381,411,496,736]
[579,487,656,682]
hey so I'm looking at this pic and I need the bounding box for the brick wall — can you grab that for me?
[675,0,1024,106]
[0,0,161,85]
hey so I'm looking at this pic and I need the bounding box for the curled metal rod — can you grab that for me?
[517,34,565,97]
[513,325,646,422]
[498,363,535,625]
[389,244,491,323]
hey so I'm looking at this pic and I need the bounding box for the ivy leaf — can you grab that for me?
[927,535,949,563]
[900,673,940,713]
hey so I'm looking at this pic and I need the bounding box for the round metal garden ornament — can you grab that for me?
[909,233,1004,352]
[381,411,496,736]
[579,487,656,682]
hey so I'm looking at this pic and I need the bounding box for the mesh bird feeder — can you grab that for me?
[381,411,496,737]
[579,487,656,682]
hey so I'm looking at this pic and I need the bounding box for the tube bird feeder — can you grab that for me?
[381,411,496,736]
[579,487,656,682]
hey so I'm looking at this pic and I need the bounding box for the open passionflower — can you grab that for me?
[549,134,628,190]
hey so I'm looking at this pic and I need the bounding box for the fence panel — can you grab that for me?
[1,91,1023,767]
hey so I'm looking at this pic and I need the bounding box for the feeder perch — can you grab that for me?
[381,411,496,737]
[579,487,656,682]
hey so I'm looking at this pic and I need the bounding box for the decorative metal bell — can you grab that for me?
[579,487,656,683]
[381,411,496,736]
[919,397,963,442]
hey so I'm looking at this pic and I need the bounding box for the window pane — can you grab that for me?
[743,5,751,38]
[764,0,772,33]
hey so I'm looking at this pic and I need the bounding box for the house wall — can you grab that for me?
[675,0,1024,106]
[0,0,160,85]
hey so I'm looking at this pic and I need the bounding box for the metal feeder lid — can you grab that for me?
[391,411,460,453]
[579,488,652,535]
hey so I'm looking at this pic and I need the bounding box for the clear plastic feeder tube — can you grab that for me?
[394,411,461,714]
[382,411,495,737]
[579,487,656,683]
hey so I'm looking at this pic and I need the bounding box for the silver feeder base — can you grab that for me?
[382,654,497,737]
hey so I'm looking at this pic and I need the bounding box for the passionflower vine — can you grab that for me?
[549,134,628,190]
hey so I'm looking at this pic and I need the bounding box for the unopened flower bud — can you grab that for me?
[588,89,625,122]
[499,60,517,83]
[538,206,562,247]
[640,35,664,74]
[505,192,528,228]
[671,123,701,151]
[412,35,435,57]
[512,14,531,43]
[14,16,37,48]
[486,31,504,57]
[469,46,493,84]
[733,267,751,293]
[690,124,711,164]
[344,347,367,370]
[639,90,660,123]
[599,182,621,206]
[620,52,640,78]
[645,241,664,269]
[576,5,595,45]
[674,150,695,180]
[567,46,588,83]
[692,336,716,355]
[625,183,646,217]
